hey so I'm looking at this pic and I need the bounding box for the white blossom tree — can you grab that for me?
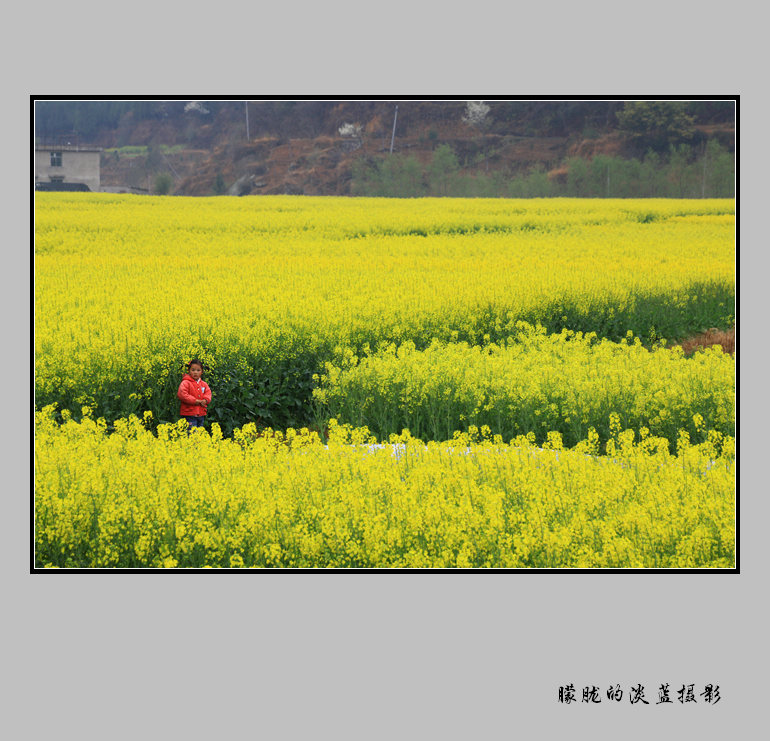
[462,101,490,129]
[338,122,363,151]
[338,122,363,138]
[462,101,492,171]
[184,101,210,115]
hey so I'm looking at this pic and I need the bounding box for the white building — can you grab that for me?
[35,143,101,191]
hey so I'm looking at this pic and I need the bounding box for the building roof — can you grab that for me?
[35,143,102,153]
[35,181,91,192]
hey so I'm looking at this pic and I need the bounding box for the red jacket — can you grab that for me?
[178,374,212,417]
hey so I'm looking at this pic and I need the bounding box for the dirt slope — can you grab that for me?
[95,101,735,196]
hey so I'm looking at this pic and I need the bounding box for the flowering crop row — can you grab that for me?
[35,194,734,431]
[34,409,735,569]
[313,323,735,449]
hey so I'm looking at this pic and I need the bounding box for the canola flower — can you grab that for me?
[314,323,735,448]
[34,195,736,570]
[35,194,735,430]
[34,408,735,569]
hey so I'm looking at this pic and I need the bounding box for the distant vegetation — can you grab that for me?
[104,144,184,158]
[352,140,734,198]
[153,172,173,195]
[34,99,735,198]
[35,99,735,142]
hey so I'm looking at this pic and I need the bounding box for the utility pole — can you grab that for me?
[245,100,250,141]
[389,105,398,154]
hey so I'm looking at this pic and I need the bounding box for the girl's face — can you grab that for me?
[188,364,203,380]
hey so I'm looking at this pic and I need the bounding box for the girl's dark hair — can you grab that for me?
[185,358,209,371]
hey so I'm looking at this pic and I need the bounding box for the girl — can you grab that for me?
[178,359,212,430]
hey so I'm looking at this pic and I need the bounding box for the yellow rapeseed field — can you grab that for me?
[34,193,736,568]
[35,194,734,428]
[314,325,735,447]
[34,408,735,568]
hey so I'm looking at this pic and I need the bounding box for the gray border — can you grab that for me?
[17,8,757,740]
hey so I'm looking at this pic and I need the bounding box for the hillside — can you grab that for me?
[35,100,736,196]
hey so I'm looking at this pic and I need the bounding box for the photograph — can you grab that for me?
[14,6,760,735]
[33,98,736,571]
